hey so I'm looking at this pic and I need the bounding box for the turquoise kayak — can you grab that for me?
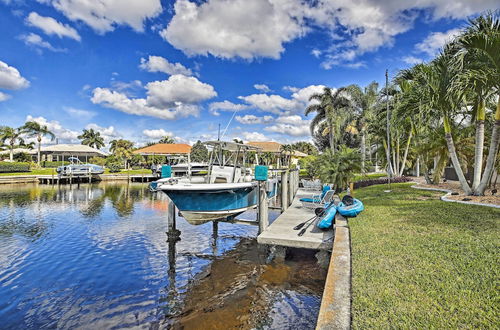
[317,202,337,229]
[337,198,364,217]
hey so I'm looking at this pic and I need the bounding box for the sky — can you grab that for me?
[0,0,498,148]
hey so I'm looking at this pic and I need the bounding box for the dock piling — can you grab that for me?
[257,181,269,234]
[281,170,288,212]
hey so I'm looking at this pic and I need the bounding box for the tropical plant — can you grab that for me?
[305,87,352,152]
[346,82,379,171]
[159,136,175,144]
[317,146,363,193]
[109,139,134,169]
[455,11,500,195]
[22,121,55,166]
[0,126,26,162]
[78,128,105,149]
[291,141,318,155]
[190,140,209,162]
[280,144,294,167]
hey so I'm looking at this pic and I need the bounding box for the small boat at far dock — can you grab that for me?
[56,157,104,177]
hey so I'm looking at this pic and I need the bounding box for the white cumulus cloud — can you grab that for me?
[26,12,80,41]
[254,84,271,93]
[0,60,30,90]
[41,0,162,34]
[242,131,269,142]
[264,115,310,137]
[85,123,121,143]
[19,33,66,52]
[142,128,173,139]
[25,115,79,144]
[415,28,462,57]
[91,74,216,120]
[139,55,193,76]
[208,100,249,116]
[0,91,11,102]
[235,115,273,125]
[161,0,306,59]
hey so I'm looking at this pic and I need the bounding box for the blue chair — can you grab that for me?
[300,185,334,208]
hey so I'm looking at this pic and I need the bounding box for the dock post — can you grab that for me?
[288,170,294,206]
[166,197,181,241]
[257,181,269,234]
[281,170,288,212]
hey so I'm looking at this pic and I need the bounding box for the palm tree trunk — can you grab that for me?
[391,141,397,176]
[329,119,335,153]
[9,145,13,162]
[382,139,394,176]
[444,117,472,195]
[471,100,485,193]
[396,134,400,175]
[399,129,412,176]
[360,128,366,173]
[477,98,500,195]
[37,135,42,166]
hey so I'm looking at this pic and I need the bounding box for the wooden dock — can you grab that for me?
[257,188,334,250]
[0,173,157,185]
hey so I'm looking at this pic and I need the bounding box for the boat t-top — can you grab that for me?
[150,141,276,223]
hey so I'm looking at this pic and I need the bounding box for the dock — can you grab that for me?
[257,188,334,250]
[0,173,157,185]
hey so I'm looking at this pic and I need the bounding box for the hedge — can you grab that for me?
[0,162,31,173]
[353,176,412,189]
[41,161,70,168]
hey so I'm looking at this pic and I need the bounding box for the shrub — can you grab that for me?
[14,152,33,163]
[107,162,122,173]
[41,161,70,168]
[88,157,106,166]
[0,162,31,173]
[353,176,412,189]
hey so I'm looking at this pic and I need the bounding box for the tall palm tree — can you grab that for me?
[110,139,134,169]
[346,82,379,171]
[22,121,55,165]
[305,87,351,152]
[78,128,105,149]
[456,12,500,195]
[159,136,175,144]
[0,126,26,162]
[280,144,294,167]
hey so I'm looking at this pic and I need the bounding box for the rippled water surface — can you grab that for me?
[0,182,326,329]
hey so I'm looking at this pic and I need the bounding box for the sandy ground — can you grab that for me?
[411,176,500,206]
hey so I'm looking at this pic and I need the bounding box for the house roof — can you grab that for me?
[246,141,308,157]
[0,148,35,155]
[133,143,192,155]
[40,144,109,156]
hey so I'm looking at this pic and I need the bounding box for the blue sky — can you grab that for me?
[0,0,498,147]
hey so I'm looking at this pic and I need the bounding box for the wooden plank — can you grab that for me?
[257,188,334,250]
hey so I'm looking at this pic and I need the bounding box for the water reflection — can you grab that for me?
[0,182,324,329]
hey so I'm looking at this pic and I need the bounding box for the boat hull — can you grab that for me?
[158,183,259,222]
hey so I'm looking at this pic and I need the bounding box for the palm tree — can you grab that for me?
[22,121,55,165]
[0,126,26,162]
[280,144,294,167]
[346,82,379,171]
[305,87,352,152]
[317,146,362,193]
[456,12,500,195]
[159,136,175,144]
[110,139,134,169]
[78,128,105,149]
[291,141,318,155]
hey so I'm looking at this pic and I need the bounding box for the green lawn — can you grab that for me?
[0,168,151,176]
[350,183,499,329]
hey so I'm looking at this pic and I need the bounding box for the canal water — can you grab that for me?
[0,182,326,329]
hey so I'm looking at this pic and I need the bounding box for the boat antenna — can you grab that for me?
[220,109,238,140]
[217,124,221,141]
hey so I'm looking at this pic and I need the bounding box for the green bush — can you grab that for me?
[0,162,31,173]
[14,152,33,163]
[89,157,106,166]
[41,161,70,168]
[107,162,122,173]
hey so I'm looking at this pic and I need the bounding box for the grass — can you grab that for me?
[350,183,499,329]
[0,168,151,176]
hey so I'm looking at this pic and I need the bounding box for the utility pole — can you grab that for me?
[386,69,392,190]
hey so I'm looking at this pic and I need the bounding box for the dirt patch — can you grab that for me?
[411,177,500,206]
